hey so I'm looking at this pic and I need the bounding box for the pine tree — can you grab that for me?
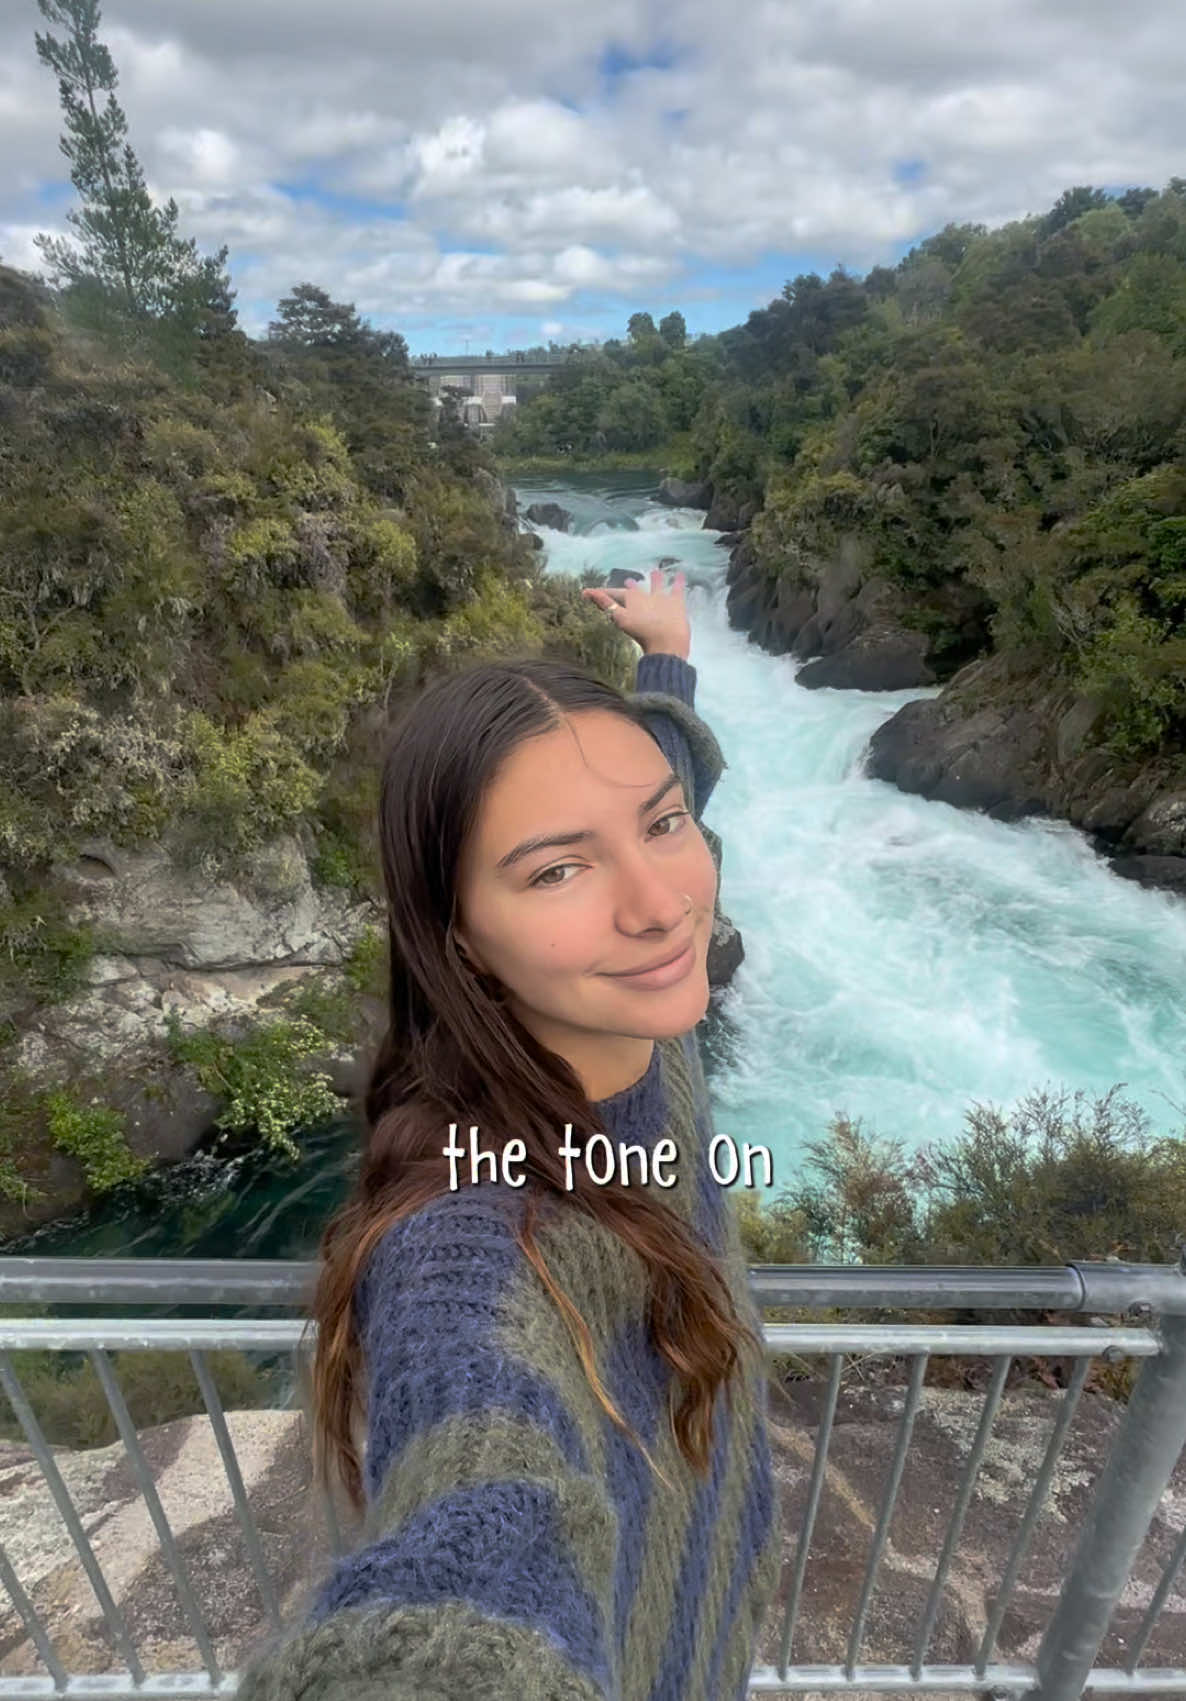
[32,0,234,331]
[268,282,366,349]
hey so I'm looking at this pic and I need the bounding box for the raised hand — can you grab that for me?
[581,566,691,660]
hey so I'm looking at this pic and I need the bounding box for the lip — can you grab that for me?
[603,937,696,988]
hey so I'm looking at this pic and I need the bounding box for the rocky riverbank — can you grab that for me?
[0,828,386,1242]
[719,513,1186,898]
[863,652,1186,893]
[0,752,746,1245]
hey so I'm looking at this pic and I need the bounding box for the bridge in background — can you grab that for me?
[411,353,576,431]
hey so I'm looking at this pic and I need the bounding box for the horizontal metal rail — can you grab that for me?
[2,1256,1185,1314]
[0,1317,1161,1356]
[0,1258,1182,1700]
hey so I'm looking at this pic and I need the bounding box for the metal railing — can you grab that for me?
[0,1257,1184,1698]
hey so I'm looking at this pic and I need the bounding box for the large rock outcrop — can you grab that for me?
[863,650,1186,894]
[3,832,382,1239]
[724,534,991,693]
[6,749,750,1237]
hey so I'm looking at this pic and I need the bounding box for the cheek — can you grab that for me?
[689,836,719,910]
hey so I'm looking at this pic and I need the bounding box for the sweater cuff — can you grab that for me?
[635,651,696,706]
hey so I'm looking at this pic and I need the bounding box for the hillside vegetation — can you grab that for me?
[0,263,626,1211]
[503,183,1186,761]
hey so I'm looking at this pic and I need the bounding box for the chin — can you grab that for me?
[656,976,711,1033]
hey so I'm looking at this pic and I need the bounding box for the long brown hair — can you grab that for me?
[306,655,760,1513]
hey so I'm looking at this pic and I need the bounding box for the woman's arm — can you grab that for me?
[629,650,726,830]
[580,567,728,832]
[233,1194,615,1701]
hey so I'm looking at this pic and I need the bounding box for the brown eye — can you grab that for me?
[530,862,580,889]
[651,810,691,836]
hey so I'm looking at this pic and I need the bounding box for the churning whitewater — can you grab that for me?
[519,473,1186,1185]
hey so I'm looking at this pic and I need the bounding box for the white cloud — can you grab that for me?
[158,126,241,188]
[2,0,1184,338]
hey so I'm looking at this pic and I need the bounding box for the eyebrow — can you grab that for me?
[495,772,685,872]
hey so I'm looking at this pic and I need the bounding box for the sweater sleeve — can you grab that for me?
[233,1192,616,1701]
[628,651,725,826]
[628,650,726,877]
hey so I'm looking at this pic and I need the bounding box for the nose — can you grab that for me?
[611,842,691,934]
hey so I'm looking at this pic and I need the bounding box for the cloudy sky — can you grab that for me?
[3,0,1185,353]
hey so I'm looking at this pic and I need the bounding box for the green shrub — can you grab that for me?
[0,1331,278,1450]
[43,1089,148,1193]
[0,888,97,1010]
[164,1009,342,1160]
[342,925,386,996]
[0,697,186,867]
[176,708,322,863]
[1078,599,1186,757]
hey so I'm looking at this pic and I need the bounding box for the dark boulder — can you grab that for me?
[724,533,985,693]
[1109,854,1186,892]
[524,502,573,531]
[862,683,1050,819]
[796,632,934,691]
[656,476,710,508]
[705,491,743,531]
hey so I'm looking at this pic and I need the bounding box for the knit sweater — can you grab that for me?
[235,652,780,1701]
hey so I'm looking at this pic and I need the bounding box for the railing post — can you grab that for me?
[1033,1310,1186,1700]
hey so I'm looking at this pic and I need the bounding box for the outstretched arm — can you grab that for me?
[581,566,728,830]
[630,650,725,832]
[233,1193,616,1701]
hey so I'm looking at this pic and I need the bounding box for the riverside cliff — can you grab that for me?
[0,266,744,1239]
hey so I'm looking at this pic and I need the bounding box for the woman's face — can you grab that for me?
[453,709,719,1082]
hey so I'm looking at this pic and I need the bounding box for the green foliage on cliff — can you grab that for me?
[0,259,547,896]
[714,182,1186,757]
[163,1010,342,1162]
[506,180,1186,760]
[43,1088,148,1192]
[0,252,628,1200]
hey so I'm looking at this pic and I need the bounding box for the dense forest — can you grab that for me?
[500,183,1186,766]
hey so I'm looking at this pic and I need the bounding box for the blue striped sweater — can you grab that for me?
[235,651,780,1700]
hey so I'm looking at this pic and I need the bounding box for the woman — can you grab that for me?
[236,567,780,1701]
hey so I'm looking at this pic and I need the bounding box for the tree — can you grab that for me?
[268,283,409,374]
[627,311,657,343]
[1039,186,1112,240]
[268,283,366,349]
[659,310,687,350]
[32,0,233,328]
[1118,186,1158,220]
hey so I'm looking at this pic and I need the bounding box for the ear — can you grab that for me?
[452,929,488,976]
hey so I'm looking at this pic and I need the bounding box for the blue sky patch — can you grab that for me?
[274,177,407,221]
[598,39,680,86]
[893,159,928,186]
